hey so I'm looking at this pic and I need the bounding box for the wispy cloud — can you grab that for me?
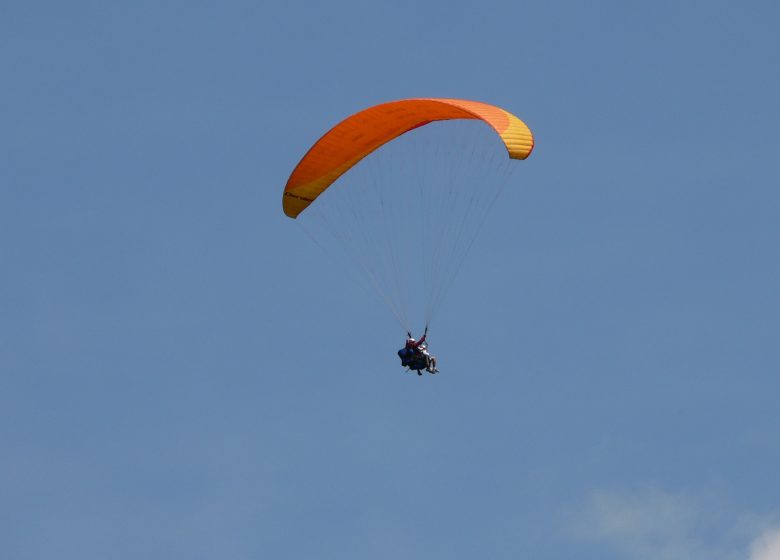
[750,528,780,560]
[572,487,778,560]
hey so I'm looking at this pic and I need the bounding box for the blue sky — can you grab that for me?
[2,1,779,558]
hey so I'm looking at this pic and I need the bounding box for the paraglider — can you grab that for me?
[398,327,438,375]
[282,98,534,375]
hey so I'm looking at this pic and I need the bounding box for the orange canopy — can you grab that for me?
[283,98,534,218]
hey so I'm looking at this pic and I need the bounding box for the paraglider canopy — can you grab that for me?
[283,98,534,218]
